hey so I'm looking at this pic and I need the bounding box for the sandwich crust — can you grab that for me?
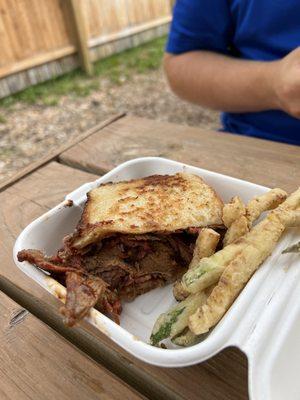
[69,173,224,249]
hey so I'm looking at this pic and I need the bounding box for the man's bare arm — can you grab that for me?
[164,48,300,118]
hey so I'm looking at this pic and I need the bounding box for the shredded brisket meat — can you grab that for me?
[17,232,195,326]
[61,271,108,326]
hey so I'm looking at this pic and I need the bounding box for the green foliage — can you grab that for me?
[93,36,166,77]
[0,36,166,107]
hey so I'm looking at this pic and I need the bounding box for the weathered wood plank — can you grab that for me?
[1,274,249,400]
[88,17,170,48]
[0,46,76,79]
[0,113,124,193]
[0,161,248,400]
[89,22,169,62]
[68,0,93,75]
[0,162,99,308]
[0,290,143,400]
[0,0,73,68]
[59,115,300,192]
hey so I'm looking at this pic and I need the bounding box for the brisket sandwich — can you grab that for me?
[18,173,223,326]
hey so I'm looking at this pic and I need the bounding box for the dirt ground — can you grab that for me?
[0,68,220,181]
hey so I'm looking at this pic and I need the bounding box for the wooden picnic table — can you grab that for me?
[0,113,299,400]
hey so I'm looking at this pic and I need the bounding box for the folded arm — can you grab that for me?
[164,48,300,118]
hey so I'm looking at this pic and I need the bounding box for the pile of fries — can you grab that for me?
[150,187,300,347]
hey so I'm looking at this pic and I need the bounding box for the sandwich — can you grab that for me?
[17,173,224,326]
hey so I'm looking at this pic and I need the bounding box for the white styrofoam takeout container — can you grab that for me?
[13,157,300,400]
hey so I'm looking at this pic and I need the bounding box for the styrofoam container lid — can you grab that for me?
[13,157,300,400]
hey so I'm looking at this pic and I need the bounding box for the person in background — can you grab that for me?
[165,0,300,145]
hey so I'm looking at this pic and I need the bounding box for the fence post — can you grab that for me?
[68,0,93,76]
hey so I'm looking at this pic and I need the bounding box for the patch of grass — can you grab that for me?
[0,114,6,124]
[41,96,59,107]
[94,36,166,77]
[0,36,166,107]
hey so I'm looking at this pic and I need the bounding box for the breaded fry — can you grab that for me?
[173,281,190,301]
[223,215,249,246]
[150,188,298,346]
[276,209,300,227]
[172,285,213,346]
[182,242,245,294]
[172,328,205,347]
[150,291,208,346]
[223,189,287,247]
[173,228,220,301]
[191,228,220,266]
[189,188,300,335]
[222,196,246,228]
[246,188,287,225]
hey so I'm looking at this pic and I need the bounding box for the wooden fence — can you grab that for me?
[0,0,172,98]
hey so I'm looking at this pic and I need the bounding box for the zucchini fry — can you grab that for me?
[189,188,300,335]
[191,228,220,267]
[172,328,207,347]
[173,281,190,301]
[223,188,287,246]
[173,228,220,301]
[182,242,244,294]
[222,196,248,246]
[223,215,249,247]
[277,209,300,227]
[183,188,298,296]
[222,196,245,228]
[150,291,207,346]
[246,188,287,226]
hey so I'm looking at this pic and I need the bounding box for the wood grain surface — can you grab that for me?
[0,290,143,400]
[0,160,248,400]
[60,115,300,192]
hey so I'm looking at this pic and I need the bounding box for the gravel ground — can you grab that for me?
[0,68,220,181]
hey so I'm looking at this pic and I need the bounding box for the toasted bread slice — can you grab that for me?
[69,173,223,249]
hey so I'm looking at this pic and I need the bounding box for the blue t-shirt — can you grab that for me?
[167,0,300,145]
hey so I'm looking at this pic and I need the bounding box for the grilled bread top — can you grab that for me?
[69,173,224,249]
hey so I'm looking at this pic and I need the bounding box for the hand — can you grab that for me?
[270,47,300,118]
